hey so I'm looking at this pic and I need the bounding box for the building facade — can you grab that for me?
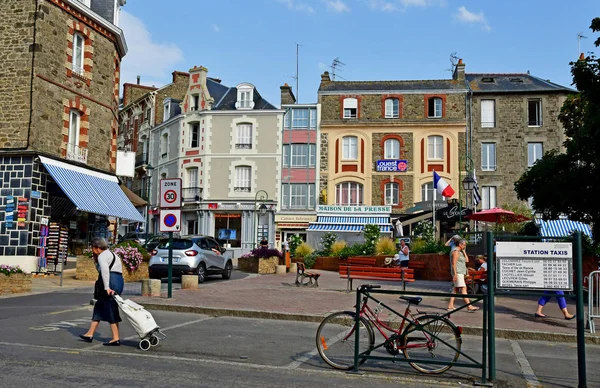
[467,73,572,209]
[0,0,144,272]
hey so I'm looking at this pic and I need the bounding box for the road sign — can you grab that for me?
[160,178,182,208]
[159,209,181,232]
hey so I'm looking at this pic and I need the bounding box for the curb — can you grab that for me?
[140,302,600,345]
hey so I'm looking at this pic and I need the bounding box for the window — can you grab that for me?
[428,97,442,118]
[187,219,198,235]
[192,95,199,111]
[481,142,496,171]
[285,108,318,130]
[343,98,357,119]
[214,213,242,248]
[163,102,170,121]
[421,182,445,201]
[481,186,497,210]
[385,98,399,118]
[187,168,198,188]
[335,182,363,205]
[481,100,495,128]
[189,124,199,148]
[282,184,316,209]
[385,183,399,206]
[292,109,309,128]
[236,123,252,149]
[528,142,543,167]
[528,99,542,126]
[309,108,317,128]
[282,144,316,167]
[235,166,251,192]
[145,108,151,123]
[161,133,168,158]
[72,33,84,75]
[427,135,443,159]
[342,136,358,160]
[384,139,400,159]
[239,91,251,109]
[68,110,80,146]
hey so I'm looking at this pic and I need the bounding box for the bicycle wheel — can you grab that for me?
[401,314,461,374]
[316,311,374,370]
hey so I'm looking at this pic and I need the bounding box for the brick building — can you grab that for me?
[0,0,143,272]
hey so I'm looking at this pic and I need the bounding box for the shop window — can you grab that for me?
[215,213,242,248]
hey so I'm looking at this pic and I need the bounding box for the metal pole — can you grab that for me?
[353,286,361,372]
[168,231,173,298]
[487,231,495,381]
[574,231,587,388]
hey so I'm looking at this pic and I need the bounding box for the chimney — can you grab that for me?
[136,75,140,85]
[280,83,296,105]
[189,65,209,87]
[321,71,331,83]
[453,59,465,81]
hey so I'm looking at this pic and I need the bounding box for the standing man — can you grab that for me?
[282,237,290,252]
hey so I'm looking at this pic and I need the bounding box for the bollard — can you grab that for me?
[289,262,298,273]
[275,265,287,275]
[141,279,161,296]
[181,275,199,289]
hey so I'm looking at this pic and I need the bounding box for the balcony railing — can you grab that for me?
[235,143,252,149]
[234,187,251,193]
[135,154,148,167]
[182,187,203,202]
[66,143,88,164]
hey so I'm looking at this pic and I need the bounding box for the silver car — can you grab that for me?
[148,237,232,282]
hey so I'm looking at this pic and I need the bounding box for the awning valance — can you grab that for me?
[535,218,592,238]
[307,215,392,232]
[40,156,145,222]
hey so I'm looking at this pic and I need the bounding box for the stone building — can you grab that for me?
[314,65,467,235]
[0,0,143,272]
[466,73,572,209]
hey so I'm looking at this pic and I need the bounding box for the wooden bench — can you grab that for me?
[339,265,415,292]
[465,271,488,294]
[347,257,377,267]
[295,262,320,287]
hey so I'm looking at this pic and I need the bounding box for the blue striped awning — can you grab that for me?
[535,218,592,238]
[40,156,145,222]
[307,215,391,232]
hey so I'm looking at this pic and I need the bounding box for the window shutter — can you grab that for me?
[481,100,495,127]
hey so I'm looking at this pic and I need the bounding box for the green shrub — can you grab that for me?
[320,232,337,256]
[295,242,314,258]
[304,251,319,269]
[339,244,366,260]
[289,235,304,257]
[330,240,347,257]
[375,237,396,255]
[362,224,380,256]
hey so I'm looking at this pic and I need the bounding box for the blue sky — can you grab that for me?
[119,0,598,105]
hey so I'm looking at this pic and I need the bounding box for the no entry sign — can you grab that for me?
[160,209,181,232]
[160,178,182,208]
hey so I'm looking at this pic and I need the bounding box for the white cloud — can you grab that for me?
[454,6,491,31]
[212,24,221,33]
[275,0,315,14]
[324,0,350,12]
[399,0,428,6]
[368,0,442,12]
[368,0,398,12]
[119,11,185,87]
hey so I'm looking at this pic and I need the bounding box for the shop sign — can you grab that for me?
[317,205,391,213]
[17,197,29,227]
[405,200,447,214]
[436,205,472,221]
[5,196,15,228]
[275,214,317,223]
[375,160,408,172]
[215,213,242,218]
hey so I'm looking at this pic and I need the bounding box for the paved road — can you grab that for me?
[0,290,598,387]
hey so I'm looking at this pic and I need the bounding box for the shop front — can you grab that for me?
[274,213,317,250]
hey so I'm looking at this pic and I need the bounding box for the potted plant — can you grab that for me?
[238,247,283,274]
[0,264,31,295]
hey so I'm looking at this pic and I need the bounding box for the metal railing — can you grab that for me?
[182,187,202,202]
[66,143,88,164]
[235,143,252,149]
[588,270,600,333]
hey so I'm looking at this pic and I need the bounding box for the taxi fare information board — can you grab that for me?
[496,242,573,291]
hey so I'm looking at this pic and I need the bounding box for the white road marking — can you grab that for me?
[509,340,542,388]
[46,306,91,315]
[285,330,349,369]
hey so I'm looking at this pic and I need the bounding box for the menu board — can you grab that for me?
[496,242,573,291]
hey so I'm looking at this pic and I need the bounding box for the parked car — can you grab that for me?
[119,232,154,245]
[148,236,232,282]
[143,236,164,252]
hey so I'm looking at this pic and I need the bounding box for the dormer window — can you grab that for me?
[236,83,255,110]
[163,101,170,121]
[192,95,199,111]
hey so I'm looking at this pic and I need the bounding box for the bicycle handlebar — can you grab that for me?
[359,284,381,290]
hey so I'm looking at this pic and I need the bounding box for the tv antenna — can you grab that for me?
[331,57,346,81]
[294,43,301,101]
[446,52,459,75]
[577,33,587,56]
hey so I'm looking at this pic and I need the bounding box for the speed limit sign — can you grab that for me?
[160,178,182,208]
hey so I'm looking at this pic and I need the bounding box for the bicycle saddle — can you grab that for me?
[399,296,422,305]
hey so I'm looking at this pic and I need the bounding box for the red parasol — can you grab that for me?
[467,207,531,223]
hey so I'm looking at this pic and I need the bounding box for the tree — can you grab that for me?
[514,17,600,242]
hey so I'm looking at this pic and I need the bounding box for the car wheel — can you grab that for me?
[196,263,207,283]
[222,261,233,280]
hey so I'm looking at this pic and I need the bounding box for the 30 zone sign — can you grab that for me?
[160,178,182,208]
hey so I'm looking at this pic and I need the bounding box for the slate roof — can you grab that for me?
[318,79,466,93]
[207,78,277,110]
[466,73,574,94]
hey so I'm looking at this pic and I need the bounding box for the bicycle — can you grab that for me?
[316,284,462,374]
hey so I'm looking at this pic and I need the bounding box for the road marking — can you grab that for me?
[510,340,542,388]
[46,306,91,315]
[284,330,349,369]
[29,317,91,332]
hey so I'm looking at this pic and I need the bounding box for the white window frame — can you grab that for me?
[72,32,85,75]
[161,133,168,158]
[342,136,358,160]
[528,142,543,167]
[68,110,80,147]
[481,142,496,171]
[385,98,399,118]
[428,97,443,118]
[187,167,198,188]
[163,102,170,121]
[236,84,255,110]
[189,123,199,148]
[235,166,251,192]
[481,186,497,210]
[528,99,542,126]
[385,182,399,206]
[236,123,253,149]
[427,135,443,160]
[282,183,315,209]
[283,144,316,168]
[191,95,200,111]
[291,109,309,128]
[335,182,363,205]
[384,139,400,159]
[421,182,445,201]
[343,98,357,119]
[481,99,495,128]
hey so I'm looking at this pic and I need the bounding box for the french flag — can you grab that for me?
[433,171,455,198]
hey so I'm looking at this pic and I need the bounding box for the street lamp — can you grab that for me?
[254,190,268,248]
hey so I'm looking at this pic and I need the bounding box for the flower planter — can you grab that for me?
[122,262,149,282]
[76,255,149,282]
[238,256,280,274]
[0,273,32,295]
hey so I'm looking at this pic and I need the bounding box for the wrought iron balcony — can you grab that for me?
[66,143,88,164]
[234,187,251,193]
[182,187,203,202]
[235,143,253,149]
[135,154,148,167]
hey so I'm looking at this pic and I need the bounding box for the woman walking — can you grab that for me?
[79,237,124,346]
[535,291,575,320]
[447,238,479,312]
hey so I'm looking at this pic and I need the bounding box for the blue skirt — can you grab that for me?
[92,272,124,324]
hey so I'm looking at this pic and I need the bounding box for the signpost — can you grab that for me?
[159,178,182,298]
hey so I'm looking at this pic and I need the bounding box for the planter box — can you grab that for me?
[122,262,149,283]
[0,273,32,295]
[312,256,341,271]
[76,255,149,282]
[238,256,279,274]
